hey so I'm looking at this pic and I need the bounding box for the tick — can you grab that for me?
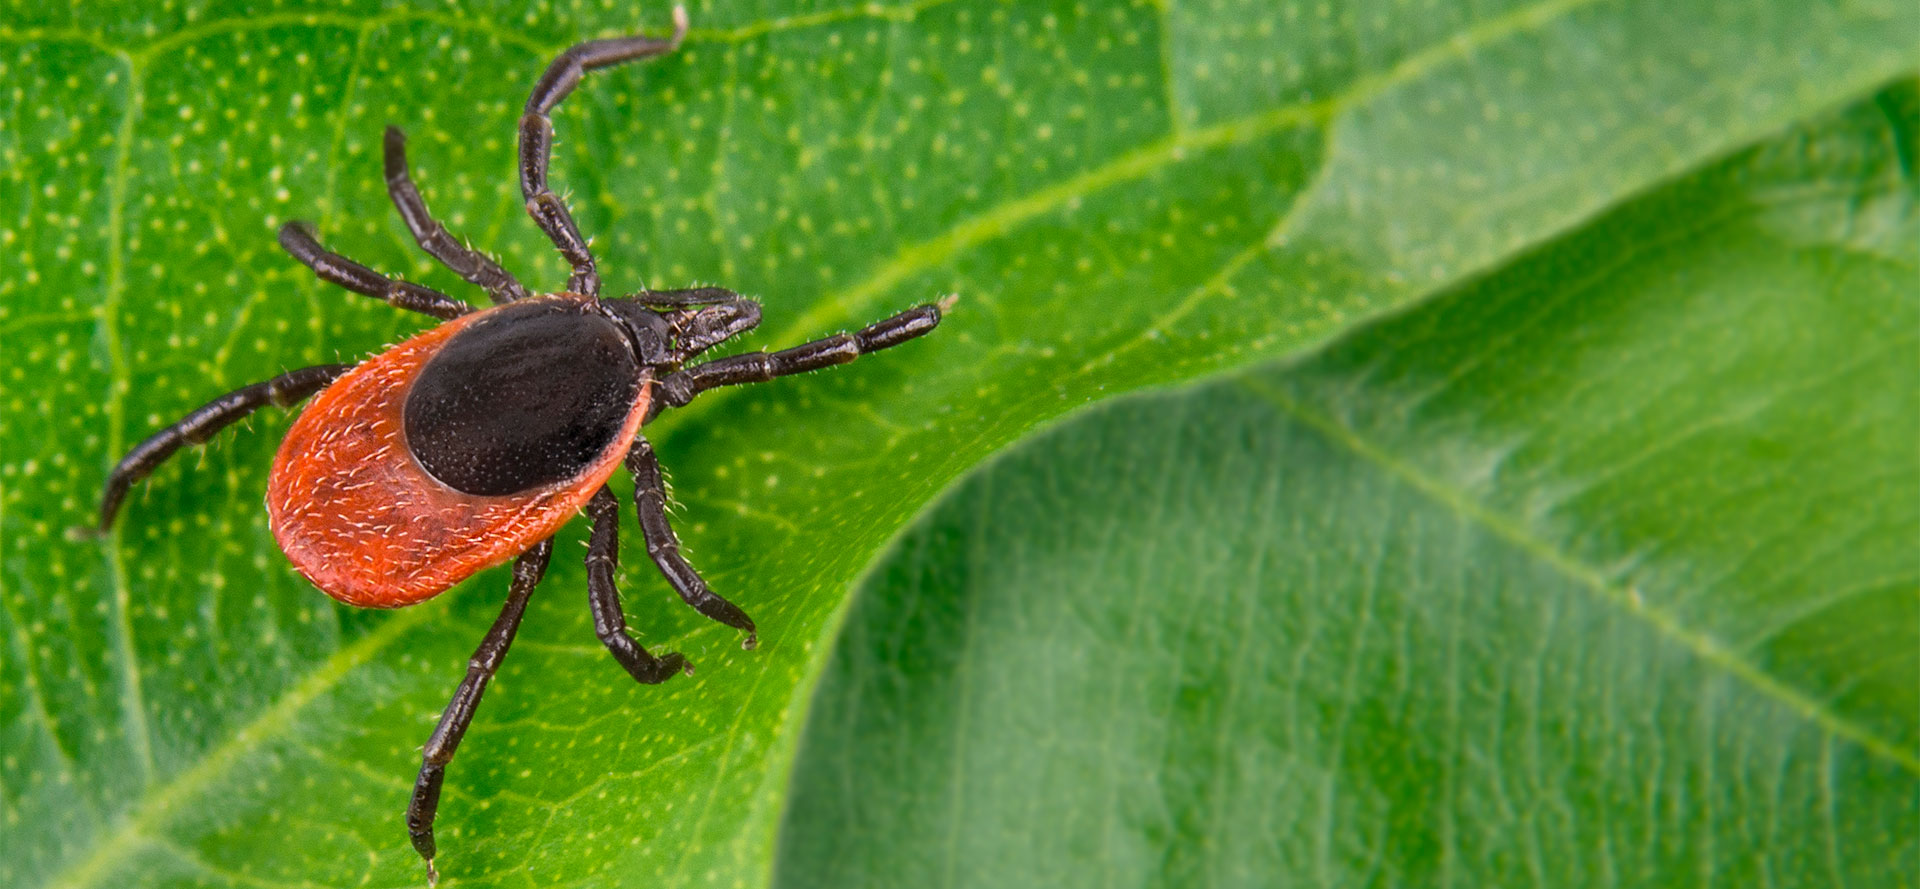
[95,8,940,882]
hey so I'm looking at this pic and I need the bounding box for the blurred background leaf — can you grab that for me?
[0,0,1911,887]
[778,85,1919,887]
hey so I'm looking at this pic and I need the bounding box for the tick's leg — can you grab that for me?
[653,303,940,414]
[627,286,742,308]
[279,222,471,320]
[520,5,688,297]
[98,364,352,531]
[587,486,692,683]
[408,539,552,886]
[384,126,530,304]
[627,437,757,648]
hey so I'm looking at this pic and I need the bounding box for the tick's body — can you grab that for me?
[268,294,651,608]
[96,8,941,883]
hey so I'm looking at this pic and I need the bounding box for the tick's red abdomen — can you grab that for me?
[267,296,649,608]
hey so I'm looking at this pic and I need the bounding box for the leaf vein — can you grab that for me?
[1238,380,1920,776]
[36,604,441,889]
[99,48,155,788]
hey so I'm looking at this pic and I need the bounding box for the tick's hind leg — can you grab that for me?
[384,126,529,304]
[279,222,472,320]
[408,538,552,886]
[586,486,692,683]
[627,437,757,648]
[653,303,941,412]
[99,363,352,531]
[519,5,688,297]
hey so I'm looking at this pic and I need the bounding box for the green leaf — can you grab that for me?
[0,2,1911,889]
[777,84,1920,887]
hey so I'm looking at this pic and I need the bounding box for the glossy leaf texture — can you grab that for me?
[0,1,1913,888]
[777,86,1920,887]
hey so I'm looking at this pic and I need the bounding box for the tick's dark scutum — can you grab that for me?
[404,298,640,496]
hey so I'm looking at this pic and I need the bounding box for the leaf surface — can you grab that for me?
[0,1,1911,887]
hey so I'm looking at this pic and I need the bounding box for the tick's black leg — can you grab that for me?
[384,126,530,304]
[520,5,689,297]
[626,437,757,649]
[587,486,692,683]
[278,222,472,320]
[408,538,552,886]
[627,287,743,308]
[652,303,941,414]
[98,364,352,531]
